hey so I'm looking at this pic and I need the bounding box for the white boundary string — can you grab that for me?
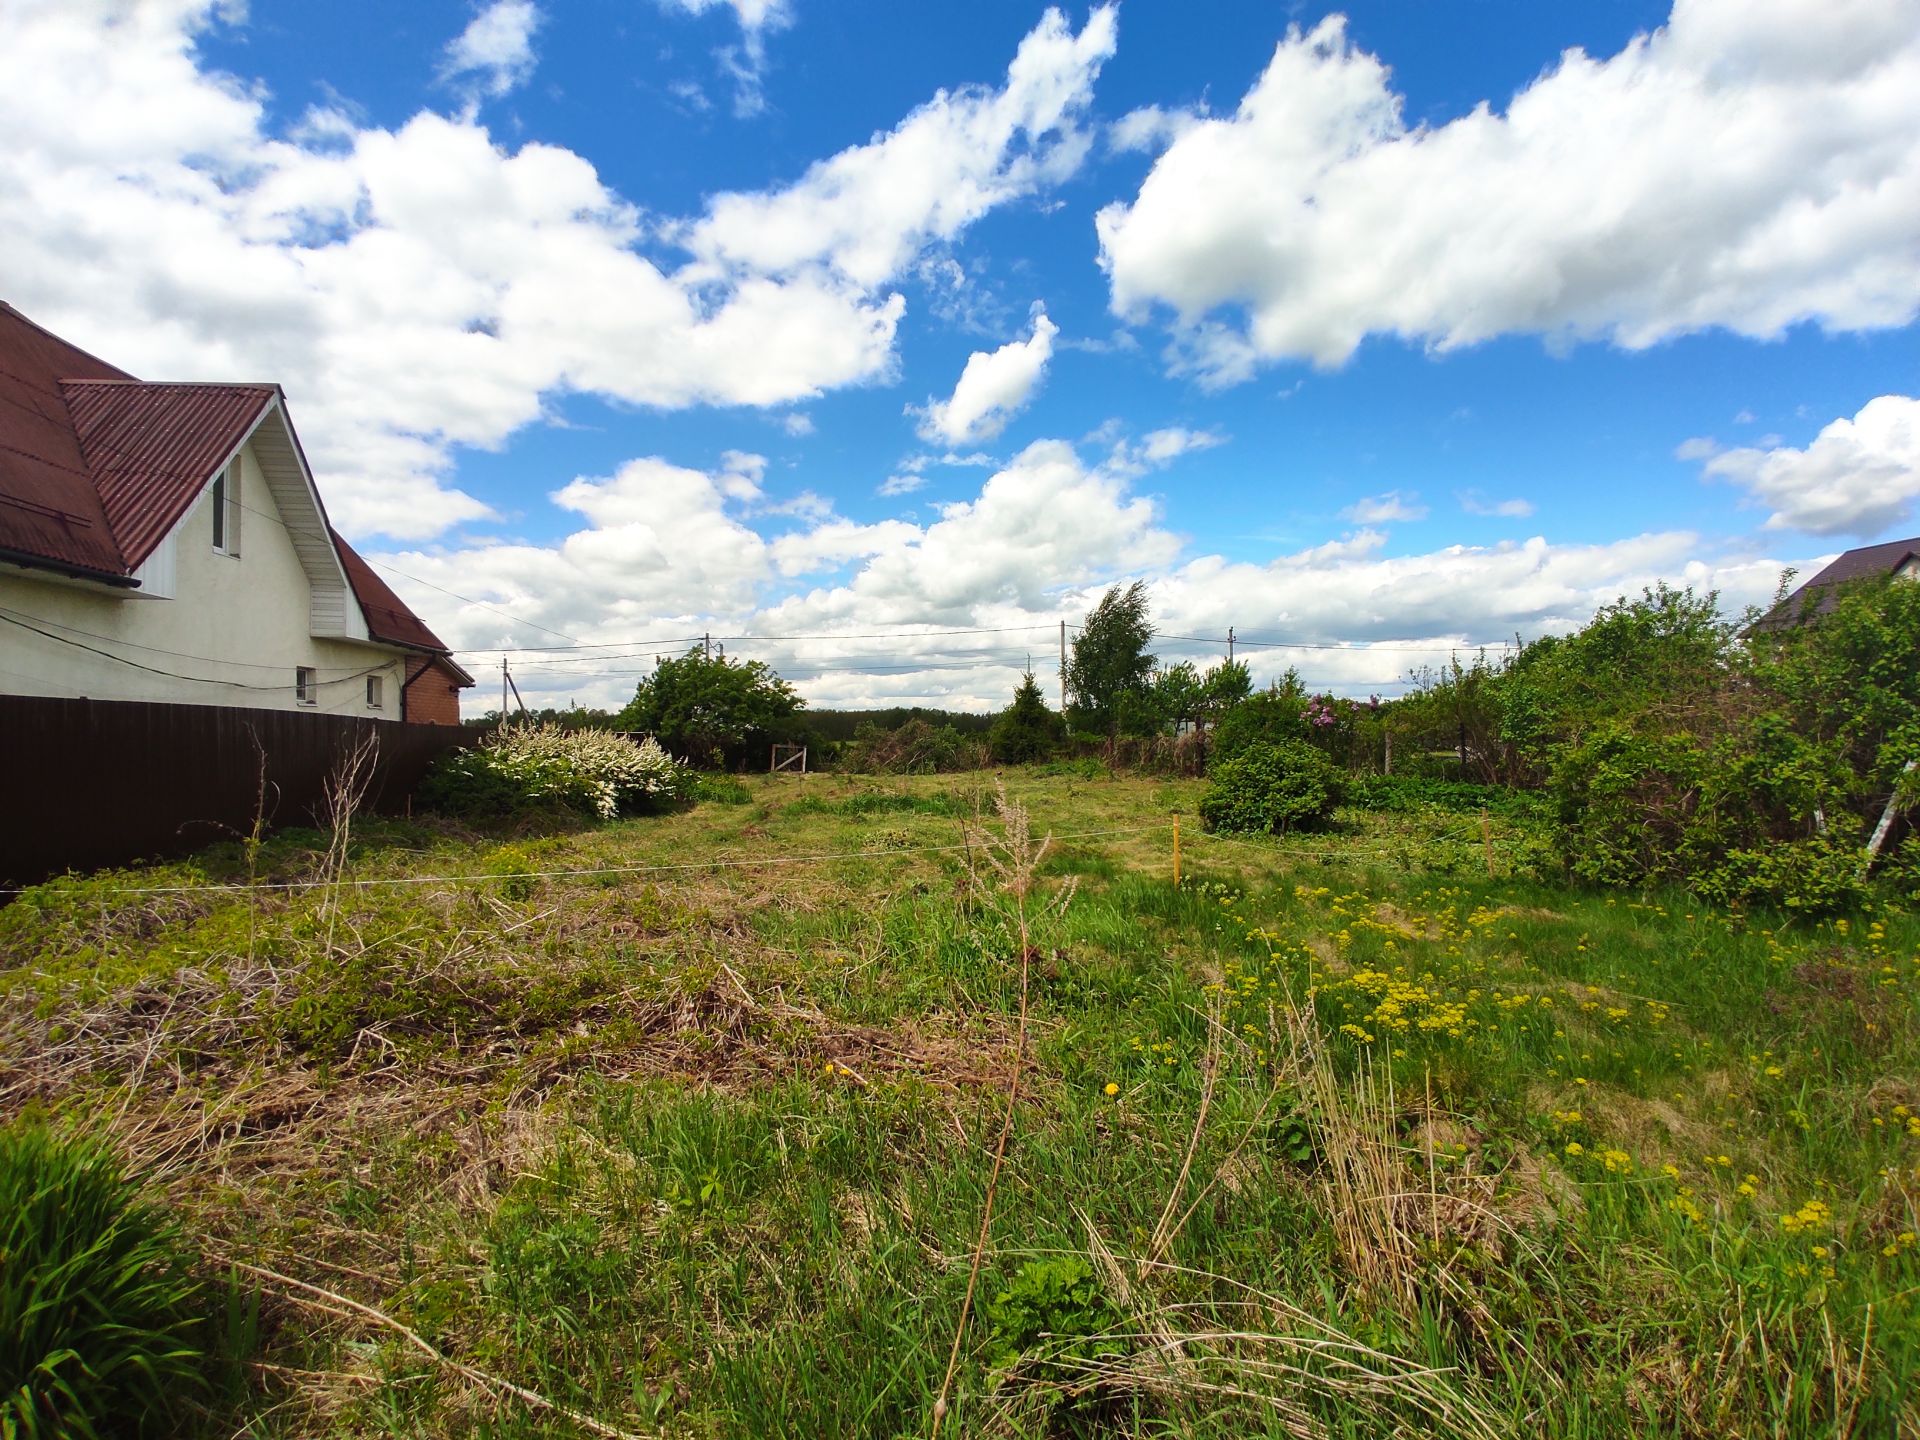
[7,825,1172,897]
[7,814,1528,899]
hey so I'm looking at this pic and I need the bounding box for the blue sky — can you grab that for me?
[4,0,1917,709]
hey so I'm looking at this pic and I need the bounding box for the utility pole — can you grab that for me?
[1058,619,1067,713]
[1227,626,1235,663]
[703,632,711,659]
[501,655,508,724]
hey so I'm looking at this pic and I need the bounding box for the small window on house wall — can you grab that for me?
[210,457,241,556]
[296,667,316,705]
[366,674,384,709]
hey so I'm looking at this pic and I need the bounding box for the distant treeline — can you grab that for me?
[467,703,993,742]
[796,707,994,742]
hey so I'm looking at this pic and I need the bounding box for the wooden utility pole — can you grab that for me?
[1227,626,1234,663]
[703,632,712,659]
[501,655,508,723]
[1059,619,1067,713]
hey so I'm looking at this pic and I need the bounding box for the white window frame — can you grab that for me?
[366,674,384,710]
[296,666,317,706]
[210,456,241,557]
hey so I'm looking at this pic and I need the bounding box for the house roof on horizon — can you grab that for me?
[0,300,454,659]
[1750,534,1920,629]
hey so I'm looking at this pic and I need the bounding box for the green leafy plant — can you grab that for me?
[1199,741,1345,834]
[983,1256,1126,1382]
[1696,833,1871,914]
[1,1120,208,1438]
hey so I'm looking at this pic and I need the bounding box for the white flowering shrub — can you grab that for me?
[422,725,690,820]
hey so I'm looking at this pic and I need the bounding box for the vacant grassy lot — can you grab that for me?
[2,772,1916,1438]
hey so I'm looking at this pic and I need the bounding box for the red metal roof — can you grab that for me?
[330,530,454,656]
[63,380,276,569]
[0,302,131,579]
[0,301,465,683]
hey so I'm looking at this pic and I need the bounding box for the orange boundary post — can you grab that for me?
[1172,813,1181,888]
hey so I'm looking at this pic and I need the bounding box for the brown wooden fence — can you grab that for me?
[0,696,471,884]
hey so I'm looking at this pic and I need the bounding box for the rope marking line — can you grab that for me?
[5,817,1524,898]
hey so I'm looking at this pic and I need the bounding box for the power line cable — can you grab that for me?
[0,606,384,676]
[0,612,389,692]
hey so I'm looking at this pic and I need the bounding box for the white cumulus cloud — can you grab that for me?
[1459,490,1536,518]
[0,1,1108,542]
[655,0,794,116]
[687,6,1116,289]
[916,309,1059,446]
[1343,491,1427,524]
[441,0,543,97]
[367,431,1807,715]
[1694,394,1920,535]
[1096,0,1920,381]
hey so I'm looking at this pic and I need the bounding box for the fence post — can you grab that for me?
[1481,808,1495,877]
[1172,812,1181,889]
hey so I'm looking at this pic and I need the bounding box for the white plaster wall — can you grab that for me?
[0,439,406,716]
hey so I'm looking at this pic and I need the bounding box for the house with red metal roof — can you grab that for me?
[0,302,472,722]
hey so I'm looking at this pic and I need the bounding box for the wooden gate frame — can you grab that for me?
[771,743,808,774]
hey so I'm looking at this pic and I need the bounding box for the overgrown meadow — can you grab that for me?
[2,772,1915,1438]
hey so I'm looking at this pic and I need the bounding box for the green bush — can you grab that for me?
[421,724,690,820]
[1199,741,1344,835]
[1346,773,1543,819]
[1210,690,1308,763]
[839,718,989,773]
[1547,723,1716,888]
[984,1256,1125,1381]
[1696,833,1872,915]
[1,1121,208,1437]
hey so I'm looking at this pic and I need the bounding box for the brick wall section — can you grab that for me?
[403,656,465,725]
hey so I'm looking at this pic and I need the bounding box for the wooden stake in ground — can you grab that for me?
[1481,808,1495,878]
[1172,812,1181,889]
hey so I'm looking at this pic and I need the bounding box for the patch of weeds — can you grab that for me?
[479,844,543,902]
[691,774,753,806]
[985,1255,1131,1422]
[785,789,969,820]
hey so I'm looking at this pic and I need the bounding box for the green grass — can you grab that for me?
[0,771,1914,1438]
[0,1120,211,1437]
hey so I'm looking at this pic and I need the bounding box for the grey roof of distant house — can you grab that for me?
[1751,535,1920,629]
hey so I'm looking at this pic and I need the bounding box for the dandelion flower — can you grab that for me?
[1104,1082,1120,1097]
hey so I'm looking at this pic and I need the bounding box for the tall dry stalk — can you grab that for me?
[930,783,1075,1437]
[243,728,276,971]
[319,728,379,947]
[1041,988,1509,1440]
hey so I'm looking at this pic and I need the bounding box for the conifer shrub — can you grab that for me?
[988,674,1064,765]
[1,1120,208,1438]
[1198,741,1345,835]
